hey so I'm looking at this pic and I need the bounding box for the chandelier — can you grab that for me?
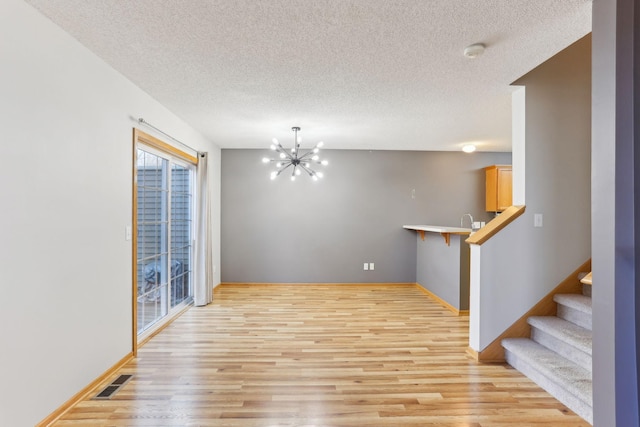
[262,127,328,181]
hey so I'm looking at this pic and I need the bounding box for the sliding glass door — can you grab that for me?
[169,163,192,308]
[136,146,194,335]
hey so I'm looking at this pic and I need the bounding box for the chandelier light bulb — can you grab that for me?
[317,172,324,178]
[312,175,318,181]
[272,138,278,144]
[317,141,324,148]
[276,162,282,167]
[279,153,286,159]
[270,144,276,150]
[262,157,270,163]
[321,160,329,166]
[312,155,319,161]
[295,168,301,176]
[270,171,278,180]
[290,175,296,181]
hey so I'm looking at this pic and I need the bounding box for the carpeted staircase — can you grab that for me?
[502,278,593,424]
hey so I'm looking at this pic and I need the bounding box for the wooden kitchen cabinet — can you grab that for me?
[485,165,512,212]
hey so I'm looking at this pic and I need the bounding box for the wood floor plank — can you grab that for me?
[52,284,590,426]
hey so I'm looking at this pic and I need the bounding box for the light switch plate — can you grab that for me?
[363,263,369,271]
[369,263,375,271]
[534,214,543,228]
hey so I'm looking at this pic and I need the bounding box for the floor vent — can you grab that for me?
[93,374,133,400]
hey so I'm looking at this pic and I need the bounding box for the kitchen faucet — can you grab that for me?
[461,213,474,229]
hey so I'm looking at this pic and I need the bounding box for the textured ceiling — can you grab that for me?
[24,0,592,151]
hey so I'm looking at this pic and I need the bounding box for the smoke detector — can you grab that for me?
[463,43,486,59]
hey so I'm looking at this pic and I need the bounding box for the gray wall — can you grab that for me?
[469,35,592,351]
[221,149,510,283]
[592,0,640,424]
[416,234,470,310]
[512,34,592,291]
[0,1,222,424]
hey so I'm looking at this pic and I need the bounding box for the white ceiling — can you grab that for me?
[24,0,592,151]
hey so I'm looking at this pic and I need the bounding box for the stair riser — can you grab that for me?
[504,349,593,424]
[557,305,592,330]
[582,284,591,297]
[530,327,592,372]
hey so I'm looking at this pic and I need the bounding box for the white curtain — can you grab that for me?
[194,152,213,306]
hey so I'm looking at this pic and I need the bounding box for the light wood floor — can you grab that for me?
[54,284,590,426]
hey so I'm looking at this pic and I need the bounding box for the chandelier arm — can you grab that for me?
[297,151,317,161]
[276,146,295,161]
[299,163,316,177]
[276,163,293,175]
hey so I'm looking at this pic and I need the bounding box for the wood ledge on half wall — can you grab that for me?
[465,205,526,246]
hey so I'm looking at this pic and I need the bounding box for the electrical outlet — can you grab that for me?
[363,263,369,271]
[369,263,375,270]
[125,225,132,241]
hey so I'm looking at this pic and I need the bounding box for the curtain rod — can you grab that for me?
[137,117,202,156]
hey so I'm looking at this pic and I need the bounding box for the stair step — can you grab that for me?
[528,316,592,371]
[554,293,592,314]
[502,337,592,423]
[554,294,592,330]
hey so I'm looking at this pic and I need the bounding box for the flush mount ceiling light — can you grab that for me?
[262,127,328,181]
[463,43,485,59]
[462,144,477,153]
